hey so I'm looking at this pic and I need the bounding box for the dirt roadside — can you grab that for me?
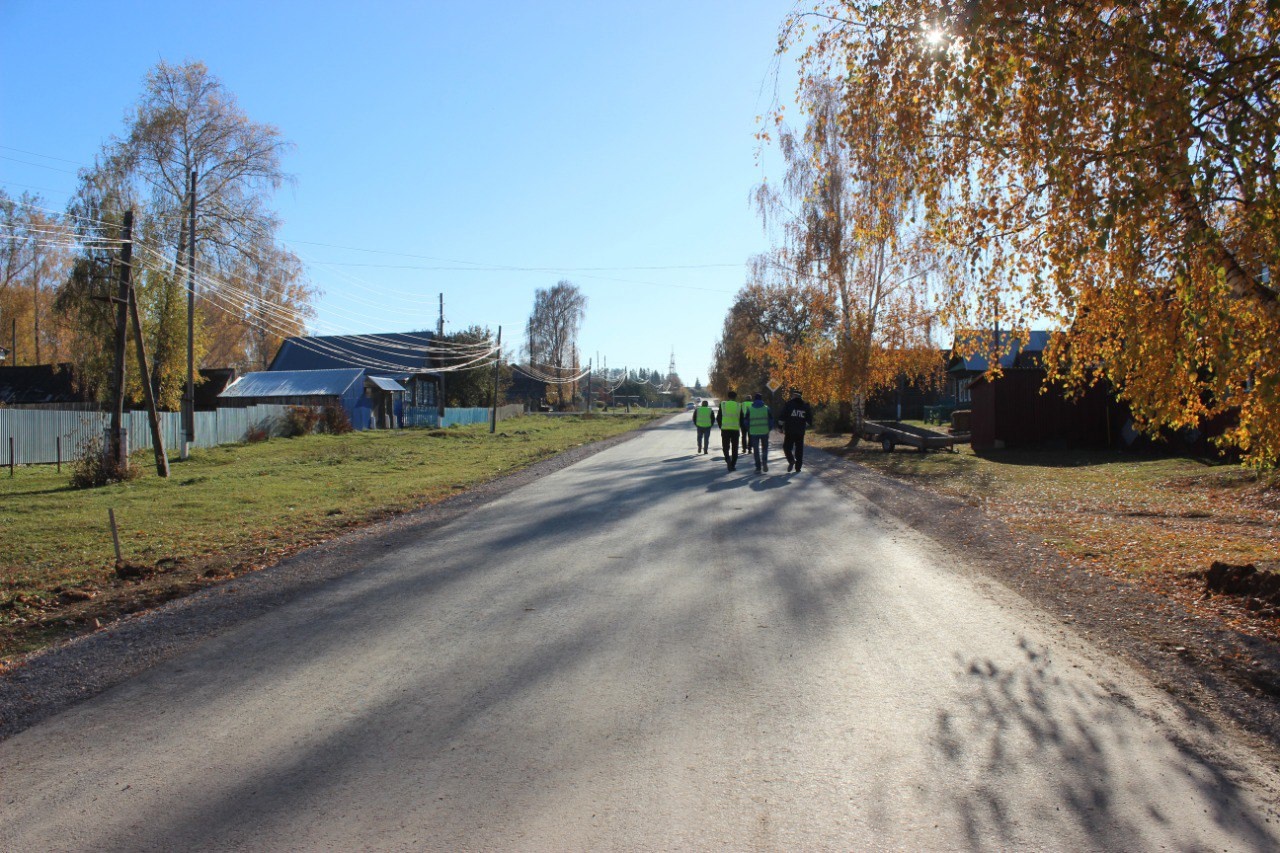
[804,445,1280,763]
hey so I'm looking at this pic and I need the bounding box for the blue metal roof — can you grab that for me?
[268,332,439,375]
[219,368,365,398]
[949,330,1052,373]
[367,376,407,392]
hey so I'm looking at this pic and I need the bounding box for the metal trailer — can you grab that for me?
[860,419,971,452]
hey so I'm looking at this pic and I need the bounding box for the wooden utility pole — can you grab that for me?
[183,169,197,459]
[490,326,502,434]
[128,267,170,478]
[108,212,133,471]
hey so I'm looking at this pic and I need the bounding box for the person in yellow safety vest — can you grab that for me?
[716,391,742,471]
[692,399,715,454]
[739,392,751,449]
[744,392,774,472]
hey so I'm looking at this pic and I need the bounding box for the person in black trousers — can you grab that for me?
[692,399,715,454]
[779,387,814,472]
[716,391,743,471]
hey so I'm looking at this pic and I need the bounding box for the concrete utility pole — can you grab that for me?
[108,212,134,472]
[437,293,446,417]
[182,170,197,459]
[490,326,502,434]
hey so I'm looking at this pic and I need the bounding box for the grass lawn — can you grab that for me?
[809,429,1280,632]
[0,413,660,661]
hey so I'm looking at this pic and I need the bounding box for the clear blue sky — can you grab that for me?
[1,1,801,385]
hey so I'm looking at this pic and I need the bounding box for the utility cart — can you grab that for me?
[860,420,970,452]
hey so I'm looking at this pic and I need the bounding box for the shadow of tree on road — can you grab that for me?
[77,419,871,848]
[927,639,1277,852]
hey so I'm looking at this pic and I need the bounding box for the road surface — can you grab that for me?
[2,417,1278,850]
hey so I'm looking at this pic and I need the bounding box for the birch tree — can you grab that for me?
[752,80,941,438]
[525,280,587,407]
[782,0,1280,464]
[60,60,314,407]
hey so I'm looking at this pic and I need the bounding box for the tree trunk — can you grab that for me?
[846,393,866,447]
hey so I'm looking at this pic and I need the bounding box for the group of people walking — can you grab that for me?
[691,389,813,474]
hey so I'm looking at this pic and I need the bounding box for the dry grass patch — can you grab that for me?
[809,431,1280,639]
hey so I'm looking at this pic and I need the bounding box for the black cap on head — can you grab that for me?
[727,391,737,399]
[753,393,763,401]
[790,387,802,396]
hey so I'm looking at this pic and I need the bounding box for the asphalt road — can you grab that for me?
[2,418,1279,851]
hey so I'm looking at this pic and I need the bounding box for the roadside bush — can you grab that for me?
[319,404,353,435]
[280,406,321,438]
[815,403,853,434]
[69,435,140,489]
[244,423,271,443]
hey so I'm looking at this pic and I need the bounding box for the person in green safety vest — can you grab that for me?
[692,399,715,454]
[716,390,742,471]
[744,392,773,472]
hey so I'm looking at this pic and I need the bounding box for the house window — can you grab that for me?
[407,377,436,407]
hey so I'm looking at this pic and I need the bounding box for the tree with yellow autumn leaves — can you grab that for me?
[767,1,1280,465]
[712,79,944,438]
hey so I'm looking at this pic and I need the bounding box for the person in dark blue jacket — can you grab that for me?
[779,387,814,472]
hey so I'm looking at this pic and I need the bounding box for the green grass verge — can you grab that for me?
[0,413,660,660]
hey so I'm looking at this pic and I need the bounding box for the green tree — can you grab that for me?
[440,325,511,406]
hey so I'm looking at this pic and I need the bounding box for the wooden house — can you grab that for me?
[946,330,1052,407]
[217,368,407,430]
[268,332,442,420]
[0,363,93,407]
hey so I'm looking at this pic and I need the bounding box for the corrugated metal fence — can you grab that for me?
[441,407,490,427]
[0,405,298,465]
[0,403,529,465]
[405,404,523,429]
